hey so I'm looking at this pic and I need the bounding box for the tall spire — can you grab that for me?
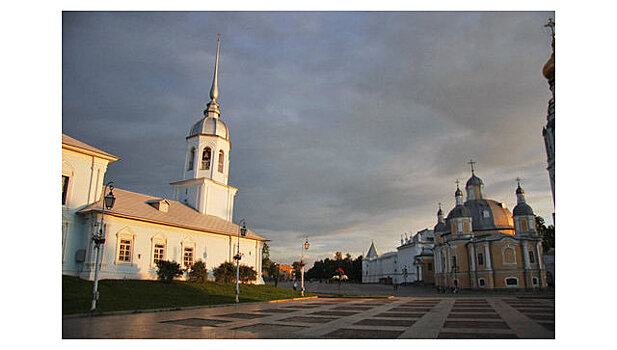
[205,34,221,118]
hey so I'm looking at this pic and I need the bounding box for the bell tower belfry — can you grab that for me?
[171,35,238,222]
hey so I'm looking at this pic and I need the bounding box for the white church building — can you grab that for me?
[362,229,434,285]
[62,37,267,283]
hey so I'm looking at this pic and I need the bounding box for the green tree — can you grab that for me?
[292,261,303,280]
[155,260,184,282]
[239,265,258,283]
[188,261,208,283]
[536,216,555,252]
[212,262,236,283]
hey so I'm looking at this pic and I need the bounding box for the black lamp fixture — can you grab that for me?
[104,185,116,210]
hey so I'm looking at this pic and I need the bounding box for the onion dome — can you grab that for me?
[513,179,534,216]
[455,186,463,197]
[513,202,534,216]
[189,116,228,139]
[466,173,483,187]
[447,204,471,219]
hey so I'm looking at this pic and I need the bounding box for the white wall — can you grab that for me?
[80,214,264,284]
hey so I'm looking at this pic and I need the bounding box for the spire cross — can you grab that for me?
[468,159,476,174]
[516,177,521,186]
[438,202,442,210]
[455,179,460,188]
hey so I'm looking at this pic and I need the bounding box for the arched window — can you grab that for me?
[188,147,195,170]
[201,147,211,170]
[218,150,224,173]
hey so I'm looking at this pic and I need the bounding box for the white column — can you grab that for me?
[469,244,476,271]
[522,241,530,269]
[484,243,492,270]
[536,242,544,270]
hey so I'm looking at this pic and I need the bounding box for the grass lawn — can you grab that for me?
[63,275,313,315]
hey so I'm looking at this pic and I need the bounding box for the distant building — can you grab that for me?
[62,36,267,283]
[362,228,435,285]
[278,265,293,280]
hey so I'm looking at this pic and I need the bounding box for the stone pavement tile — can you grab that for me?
[450,307,495,311]
[438,331,518,339]
[390,307,432,312]
[353,318,416,327]
[321,328,403,339]
[488,298,554,338]
[514,309,554,314]
[398,298,454,339]
[309,310,359,317]
[215,313,270,319]
[257,308,299,313]
[443,320,510,329]
[375,312,425,318]
[448,313,501,319]
[279,316,339,324]
[538,322,555,332]
[332,305,375,311]
[160,318,231,327]
[281,305,320,309]
[228,323,307,338]
[525,314,555,321]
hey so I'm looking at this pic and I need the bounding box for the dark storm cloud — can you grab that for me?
[63,11,554,264]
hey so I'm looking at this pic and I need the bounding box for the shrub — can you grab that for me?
[156,260,183,282]
[188,261,208,283]
[240,265,257,283]
[213,262,235,283]
[213,262,258,283]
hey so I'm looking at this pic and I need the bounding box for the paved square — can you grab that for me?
[63,296,555,339]
[161,318,231,327]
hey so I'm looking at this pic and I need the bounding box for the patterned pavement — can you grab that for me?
[63,297,555,339]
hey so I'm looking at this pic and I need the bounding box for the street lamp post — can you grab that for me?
[301,237,309,297]
[90,181,115,312]
[235,219,247,303]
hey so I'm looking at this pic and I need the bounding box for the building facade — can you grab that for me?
[362,229,435,285]
[62,36,267,283]
[433,166,547,290]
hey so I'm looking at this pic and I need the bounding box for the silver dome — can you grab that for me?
[188,116,228,140]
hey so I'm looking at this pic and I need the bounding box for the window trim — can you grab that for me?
[116,234,135,265]
[182,241,197,269]
[502,244,517,266]
[505,276,519,288]
[201,147,211,170]
[151,235,167,268]
[218,150,225,173]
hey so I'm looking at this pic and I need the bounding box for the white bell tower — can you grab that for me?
[171,35,237,222]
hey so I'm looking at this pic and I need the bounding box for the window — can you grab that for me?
[463,221,471,233]
[183,247,194,267]
[505,277,518,286]
[503,246,516,265]
[201,147,211,170]
[451,255,457,271]
[477,252,484,266]
[188,147,195,170]
[118,239,132,262]
[532,277,539,286]
[529,250,535,264]
[62,175,69,205]
[521,218,529,231]
[478,278,486,287]
[457,221,463,233]
[218,150,224,173]
[153,243,166,264]
[483,210,490,218]
[428,263,433,271]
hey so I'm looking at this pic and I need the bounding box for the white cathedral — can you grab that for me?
[62,37,267,283]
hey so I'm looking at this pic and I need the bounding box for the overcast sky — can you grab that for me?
[62,11,555,265]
